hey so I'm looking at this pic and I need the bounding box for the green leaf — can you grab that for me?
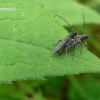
[0,0,100,83]
[36,0,100,25]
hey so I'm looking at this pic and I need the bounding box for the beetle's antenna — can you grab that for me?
[54,15,75,32]
[82,9,85,33]
[88,35,100,38]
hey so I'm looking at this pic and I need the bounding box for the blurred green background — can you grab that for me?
[1,0,100,100]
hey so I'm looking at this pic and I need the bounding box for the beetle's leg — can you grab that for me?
[75,42,83,54]
[53,39,62,45]
[71,46,76,60]
[57,39,62,44]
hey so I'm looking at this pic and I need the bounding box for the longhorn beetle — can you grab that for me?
[59,9,100,58]
[61,34,88,53]
[54,9,100,58]
[61,9,88,54]
[53,15,78,54]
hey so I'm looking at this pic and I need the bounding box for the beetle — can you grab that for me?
[59,9,100,58]
[54,15,78,54]
[61,34,88,53]
[54,9,100,58]
[54,31,77,54]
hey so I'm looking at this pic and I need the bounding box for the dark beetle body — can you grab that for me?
[62,34,89,53]
[53,10,89,55]
[54,31,77,54]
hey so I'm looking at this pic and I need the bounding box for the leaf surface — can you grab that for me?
[36,0,100,25]
[0,0,100,83]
